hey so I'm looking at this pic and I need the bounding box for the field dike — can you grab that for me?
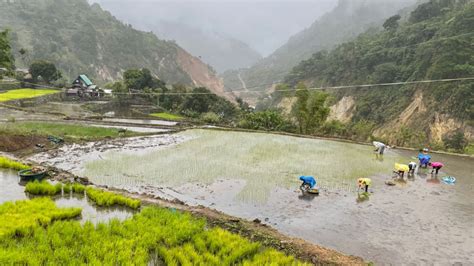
[5,152,365,265]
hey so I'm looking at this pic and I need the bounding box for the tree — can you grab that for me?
[292,82,310,133]
[383,15,401,31]
[291,83,330,134]
[0,30,14,70]
[29,60,62,83]
[305,91,330,132]
[123,68,165,91]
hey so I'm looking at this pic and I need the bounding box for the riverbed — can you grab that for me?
[27,129,474,264]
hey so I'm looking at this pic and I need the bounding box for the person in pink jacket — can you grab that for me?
[429,162,444,175]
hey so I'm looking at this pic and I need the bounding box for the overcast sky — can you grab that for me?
[91,0,337,56]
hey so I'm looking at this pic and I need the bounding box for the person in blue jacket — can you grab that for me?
[299,176,316,192]
[418,151,431,168]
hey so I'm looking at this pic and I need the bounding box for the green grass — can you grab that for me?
[85,187,141,209]
[0,121,138,140]
[0,198,81,238]
[0,206,307,265]
[0,88,59,102]
[150,112,184,121]
[25,181,62,196]
[0,156,29,170]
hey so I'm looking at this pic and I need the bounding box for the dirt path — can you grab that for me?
[238,72,248,91]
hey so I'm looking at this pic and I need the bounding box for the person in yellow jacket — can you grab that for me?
[358,178,372,193]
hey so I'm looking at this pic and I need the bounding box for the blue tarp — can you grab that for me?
[299,176,316,188]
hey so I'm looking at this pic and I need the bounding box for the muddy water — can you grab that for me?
[27,129,474,264]
[0,169,133,223]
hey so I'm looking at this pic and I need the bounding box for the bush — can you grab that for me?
[320,120,348,137]
[443,131,468,152]
[201,112,221,124]
[238,110,290,131]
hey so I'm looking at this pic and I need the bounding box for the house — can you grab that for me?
[72,74,94,90]
[68,74,102,98]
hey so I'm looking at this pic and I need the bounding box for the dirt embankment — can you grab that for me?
[0,135,47,155]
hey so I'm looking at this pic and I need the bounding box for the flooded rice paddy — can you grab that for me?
[28,129,474,264]
[0,169,134,224]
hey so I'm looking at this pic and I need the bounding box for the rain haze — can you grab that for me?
[91,0,337,56]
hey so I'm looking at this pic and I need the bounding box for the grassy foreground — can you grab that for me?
[0,121,138,140]
[150,112,184,121]
[0,199,307,265]
[0,88,59,102]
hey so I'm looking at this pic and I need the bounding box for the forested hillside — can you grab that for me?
[222,0,416,94]
[0,0,226,95]
[281,0,474,148]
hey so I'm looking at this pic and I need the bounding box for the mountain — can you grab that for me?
[280,0,474,147]
[86,13,262,73]
[222,0,417,96]
[0,0,227,98]
[139,20,262,73]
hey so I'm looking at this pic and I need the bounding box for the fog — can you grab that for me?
[91,0,337,56]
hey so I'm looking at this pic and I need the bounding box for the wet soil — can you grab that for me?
[0,134,48,153]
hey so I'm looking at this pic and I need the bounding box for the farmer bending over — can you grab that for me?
[408,161,417,175]
[373,141,387,155]
[418,149,431,168]
[299,176,316,192]
[394,163,409,179]
[430,162,444,175]
[358,178,371,192]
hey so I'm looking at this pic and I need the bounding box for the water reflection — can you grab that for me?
[0,169,134,224]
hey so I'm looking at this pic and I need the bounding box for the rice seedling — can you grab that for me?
[0,198,81,237]
[85,187,141,209]
[0,156,29,170]
[0,206,307,265]
[0,88,59,102]
[25,180,62,196]
[63,184,71,193]
[71,183,86,193]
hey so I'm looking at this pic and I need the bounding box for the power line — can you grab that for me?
[107,77,474,96]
